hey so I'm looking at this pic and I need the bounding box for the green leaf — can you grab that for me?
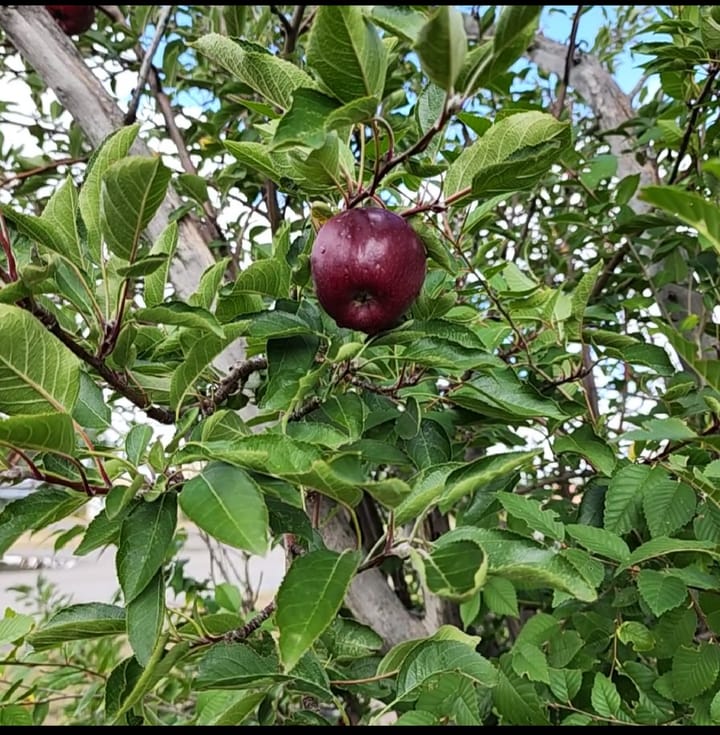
[554,424,617,476]
[0,207,74,266]
[585,328,675,375]
[325,96,379,131]
[640,185,720,253]
[27,603,126,649]
[196,690,266,726]
[190,257,231,311]
[444,112,571,203]
[493,660,549,725]
[498,493,565,541]
[178,462,269,555]
[135,301,225,336]
[617,621,655,652]
[512,642,549,684]
[637,570,688,617]
[79,124,141,262]
[0,304,81,415]
[458,6,540,95]
[0,612,34,645]
[438,450,540,514]
[415,539,488,602]
[438,527,597,602]
[40,174,83,267]
[452,370,568,421]
[591,673,626,720]
[672,643,720,702]
[115,254,168,278]
[321,617,384,661]
[276,549,360,671]
[368,5,427,43]
[196,644,283,690]
[622,536,720,569]
[169,322,249,410]
[144,221,178,308]
[116,493,177,603]
[125,424,153,466]
[194,33,316,111]
[75,505,132,556]
[73,371,112,430]
[100,156,171,261]
[0,488,88,556]
[623,416,698,442]
[0,413,76,454]
[604,464,651,535]
[482,576,519,617]
[548,667,583,702]
[395,640,497,702]
[0,705,33,726]
[306,6,387,103]
[565,524,630,563]
[414,6,467,91]
[273,88,339,151]
[642,478,696,538]
[127,571,165,668]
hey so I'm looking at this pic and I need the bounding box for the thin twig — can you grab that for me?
[124,5,175,124]
[0,156,88,188]
[206,355,268,414]
[669,64,720,185]
[555,6,583,117]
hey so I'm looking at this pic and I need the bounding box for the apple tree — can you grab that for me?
[1,3,720,726]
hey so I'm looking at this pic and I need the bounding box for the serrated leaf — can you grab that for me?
[642,478,696,538]
[276,549,360,671]
[548,667,582,702]
[617,621,655,652]
[306,6,387,103]
[604,464,652,535]
[637,569,688,616]
[0,304,81,415]
[482,576,518,617]
[178,462,268,555]
[622,536,720,569]
[100,156,171,261]
[672,643,720,702]
[116,493,177,603]
[27,603,126,649]
[493,661,549,725]
[395,639,497,702]
[368,5,427,43]
[444,112,570,204]
[414,6,467,91]
[565,524,630,563]
[512,642,549,684]
[591,673,626,720]
[498,493,565,541]
[194,33,316,111]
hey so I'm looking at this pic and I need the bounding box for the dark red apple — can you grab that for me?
[310,207,427,335]
[45,5,95,35]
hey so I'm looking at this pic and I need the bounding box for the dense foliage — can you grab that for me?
[1,4,720,726]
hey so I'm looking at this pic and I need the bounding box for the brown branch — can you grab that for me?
[589,242,630,301]
[669,64,720,185]
[22,298,175,424]
[205,355,268,414]
[0,156,89,188]
[124,5,174,125]
[554,6,583,117]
